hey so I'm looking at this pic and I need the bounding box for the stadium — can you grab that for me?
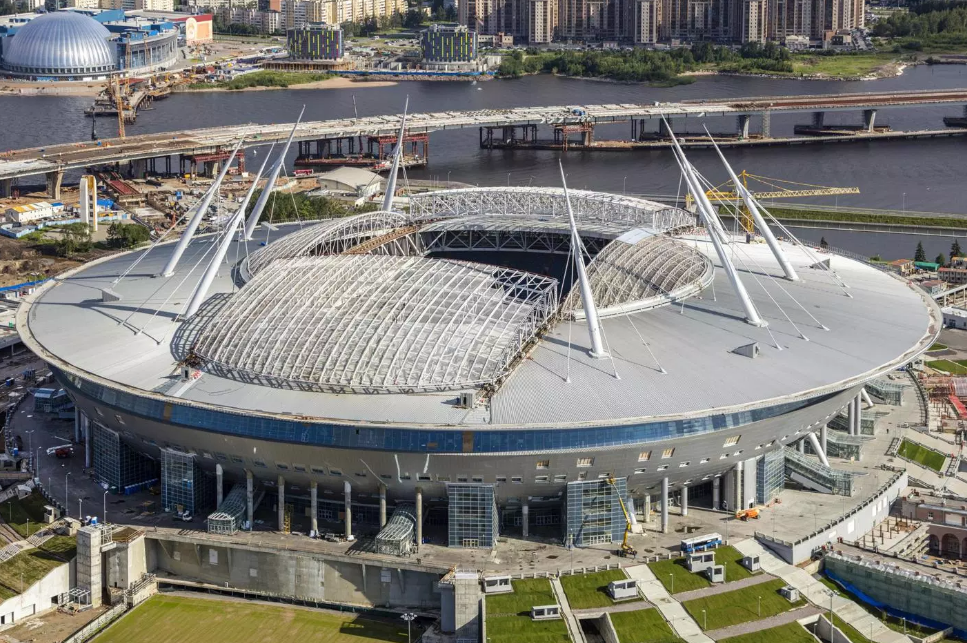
[15,136,939,551]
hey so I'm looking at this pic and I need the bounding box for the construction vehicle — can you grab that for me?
[701,171,859,235]
[606,476,637,558]
[735,508,760,521]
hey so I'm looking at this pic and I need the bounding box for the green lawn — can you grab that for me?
[609,608,683,643]
[681,579,806,630]
[95,594,412,643]
[927,359,967,375]
[648,546,753,594]
[929,343,949,351]
[560,569,636,609]
[718,622,815,643]
[897,439,947,472]
[0,538,75,600]
[0,491,50,537]
[790,52,901,78]
[829,613,873,643]
[486,579,570,643]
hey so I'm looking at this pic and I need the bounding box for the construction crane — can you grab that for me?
[703,171,860,235]
[111,74,126,139]
[606,476,637,558]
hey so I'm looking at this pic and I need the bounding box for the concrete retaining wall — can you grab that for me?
[814,613,854,643]
[0,561,71,630]
[600,613,620,643]
[146,537,441,609]
[756,471,907,563]
[62,602,128,643]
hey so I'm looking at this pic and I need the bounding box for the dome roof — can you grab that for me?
[2,12,116,77]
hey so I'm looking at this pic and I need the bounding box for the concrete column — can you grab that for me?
[379,483,387,528]
[215,464,223,508]
[734,460,743,511]
[246,470,253,529]
[415,487,423,549]
[344,481,352,541]
[863,109,877,132]
[761,113,771,138]
[712,476,721,510]
[310,481,318,535]
[277,475,285,532]
[681,485,688,517]
[77,526,102,608]
[45,170,63,199]
[798,437,805,453]
[74,409,81,443]
[0,179,11,198]
[643,493,651,524]
[660,476,669,534]
[737,114,751,139]
[84,419,91,469]
[812,111,825,128]
[821,424,828,454]
[659,118,673,138]
[522,502,529,538]
[861,387,874,408]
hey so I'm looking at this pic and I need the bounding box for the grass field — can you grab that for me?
[897,439,947,472]
[609,608,683,643]
[0,536,76,601]
[95,594,412,643]
[486,579,570,643]
[648,546,753,594]
[681,578,806,630]
[718,622,815,643]
[929,343,949,351]
[926,359,967,375]
[0,491,50,537]
[789,52,900,78]
[560,569,634,609]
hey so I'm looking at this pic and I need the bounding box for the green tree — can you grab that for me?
[108,223,150,249]
[820,236,829,250]
[952,239,963,258]
[57,223,92,258]
[936,253,948,267]
[915,241,927,262]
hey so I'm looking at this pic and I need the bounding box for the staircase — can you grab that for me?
[784,447,853,496]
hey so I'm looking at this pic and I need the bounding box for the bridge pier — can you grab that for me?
[737,114,751,139]
[0,179,11,198]
[812,111,825,128]
[863,109,877,132]
[761,113,771,138]
[129,158,147,180]
[45,170,63,199]
[659,118,674,138]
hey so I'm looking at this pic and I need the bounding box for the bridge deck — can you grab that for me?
[1,88,966,182]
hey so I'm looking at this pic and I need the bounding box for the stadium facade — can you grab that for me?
[18,180,939,549]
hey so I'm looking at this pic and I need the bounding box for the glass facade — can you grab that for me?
[756,449,784,504]
[91,422,158,494]
[207,483,248,534]
[447,484,497,548]
[287,25,343,60]
[161,448,214,515]
[565,478,627,547]
[54,366,832,456]
[421,25,478,63]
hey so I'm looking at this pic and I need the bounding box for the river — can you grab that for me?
[0,64,965,259]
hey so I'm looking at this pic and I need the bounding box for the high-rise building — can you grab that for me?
[529,0,557,42]
[634,0,659,43]
[739,0,767,42]
[287,23,343,59]
[421,23,478,62]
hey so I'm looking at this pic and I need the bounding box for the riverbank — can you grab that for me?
[721,204,967,230]
[0,80,105,97]
[183,73,398,92]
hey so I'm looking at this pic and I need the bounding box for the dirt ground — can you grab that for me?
[0,605,108,643]
[0,236,82,289]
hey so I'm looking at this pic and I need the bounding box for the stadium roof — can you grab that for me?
[195,255,558,393]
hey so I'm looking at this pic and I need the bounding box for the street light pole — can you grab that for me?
[702,609,706,630]
[401,612,416,643]
[35,447,41,479]
[758,595,761,618]
[103,490,109,525]
[669,573,674,594]
[65,472,71,517]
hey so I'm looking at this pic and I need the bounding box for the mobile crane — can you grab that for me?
[607,476,637,558]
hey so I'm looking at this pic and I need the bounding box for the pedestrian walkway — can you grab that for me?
[704,606,821,641]
[732,539,912,643]
[624,564,713,643]
[674,572,776,603]
[550,577,587,643]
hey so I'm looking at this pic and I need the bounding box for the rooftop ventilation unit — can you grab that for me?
[733,343,760,359]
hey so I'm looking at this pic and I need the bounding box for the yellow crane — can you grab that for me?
[702,171,860,234]
[606,476,636,558]
[112,74,126,139]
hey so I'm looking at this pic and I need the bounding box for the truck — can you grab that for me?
[735,508,760,521]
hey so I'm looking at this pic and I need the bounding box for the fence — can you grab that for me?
[61,602,128,643]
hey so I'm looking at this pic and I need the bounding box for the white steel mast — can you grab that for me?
[381,98,409,213]
[159,139,242,278]
[560,161,608,358]
[182,142,276,320]
[705,127,799,282]
[244,106,305,239]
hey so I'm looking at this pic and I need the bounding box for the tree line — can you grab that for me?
[872,1,967,41]
[914,239,963,267]
[244,191,377,224]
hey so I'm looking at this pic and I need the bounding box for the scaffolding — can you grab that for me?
[161,448,213,516]
[91,422,158,494]
[565,478,627,547]
[447,484,498,549]
[756,448,784,504]
[375,504,416,556]
[207,483,262,535]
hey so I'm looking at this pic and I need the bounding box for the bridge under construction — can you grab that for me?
[2,87,967,198]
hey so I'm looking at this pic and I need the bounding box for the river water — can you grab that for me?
[0,64,965,259]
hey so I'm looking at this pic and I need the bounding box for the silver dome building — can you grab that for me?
[1,12,117,78]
